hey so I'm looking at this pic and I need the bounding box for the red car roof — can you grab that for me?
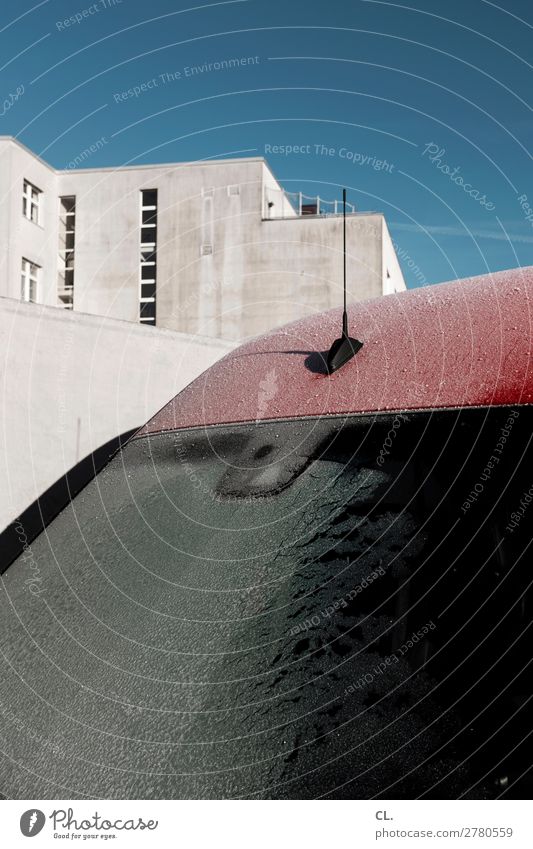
[140,266,533,434]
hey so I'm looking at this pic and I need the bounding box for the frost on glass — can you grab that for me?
[0,409,531,799]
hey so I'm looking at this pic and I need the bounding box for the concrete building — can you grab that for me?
[0,296,235,532]
[0,136,405,342]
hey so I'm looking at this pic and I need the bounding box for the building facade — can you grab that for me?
[0,137,405,341]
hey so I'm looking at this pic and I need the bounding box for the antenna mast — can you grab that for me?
[343,188,348,336]
[326,188,363,374]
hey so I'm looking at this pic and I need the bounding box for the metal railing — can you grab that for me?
[264,186,356,218]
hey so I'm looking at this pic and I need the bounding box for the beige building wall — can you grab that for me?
[0,137,406,343]
[0,141,58,304]
[0,297,234,531]
[382,216,407,296]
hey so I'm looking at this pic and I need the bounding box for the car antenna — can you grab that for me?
[326,188,363,374]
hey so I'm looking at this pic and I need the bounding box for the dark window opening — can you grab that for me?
[140,189,157,325]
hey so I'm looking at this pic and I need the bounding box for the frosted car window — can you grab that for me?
[0,408,531,799]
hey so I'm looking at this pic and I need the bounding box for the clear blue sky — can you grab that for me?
[1,0,532,287]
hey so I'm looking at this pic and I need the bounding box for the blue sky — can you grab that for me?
[1,0,532,287]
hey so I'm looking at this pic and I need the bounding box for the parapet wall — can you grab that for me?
[0,297,234,531]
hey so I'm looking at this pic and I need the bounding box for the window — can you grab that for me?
[141,189,157,207]
[22,179,41,224]
[58,197,76,309]
[21,258,40,302]
[141,208,157,226]
[140,189,157,325]
[3,407,533,798]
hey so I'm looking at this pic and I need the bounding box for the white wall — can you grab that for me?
[255,213,385,325]
[57,156,269,328]
[0,137,406,344]
[0,140,58,305]
[0,297,234,531]
[382,217,407,295]
[55,157,394,340]
[262,163,298,218]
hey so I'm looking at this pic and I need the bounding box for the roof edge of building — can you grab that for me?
[0,295,237,348]
[0,136,269,175]
[0,136,56,173]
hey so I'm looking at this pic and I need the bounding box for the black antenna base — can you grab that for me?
[326,332,363,374]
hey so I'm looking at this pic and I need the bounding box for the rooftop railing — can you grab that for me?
[264,186,357,218]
